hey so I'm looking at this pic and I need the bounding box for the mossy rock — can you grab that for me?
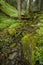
[22,34,37,45]
[22,34,31,45]
[22,34,37,65]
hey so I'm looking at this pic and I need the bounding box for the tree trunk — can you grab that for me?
[38,0,41,11]
[29,0,31,11]
[40,0,43,11]
[18,0,21,20]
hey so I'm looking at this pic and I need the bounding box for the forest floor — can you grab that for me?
[0,12,43,65]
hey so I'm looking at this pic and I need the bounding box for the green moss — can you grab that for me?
[22,34,31,45]
[8,28,16,36]
[10,43,16,48]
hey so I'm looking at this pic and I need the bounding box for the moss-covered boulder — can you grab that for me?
[22,34,38,65]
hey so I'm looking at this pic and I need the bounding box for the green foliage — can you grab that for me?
[0,0,18,17]
[36,14,43,35]
[9,22,22,29]
[0,13,15,30]
[35,47,43,65]
[8,22,23,36]
[36,27,43,35]
[35,35,43,65]
[0,0,25,17]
